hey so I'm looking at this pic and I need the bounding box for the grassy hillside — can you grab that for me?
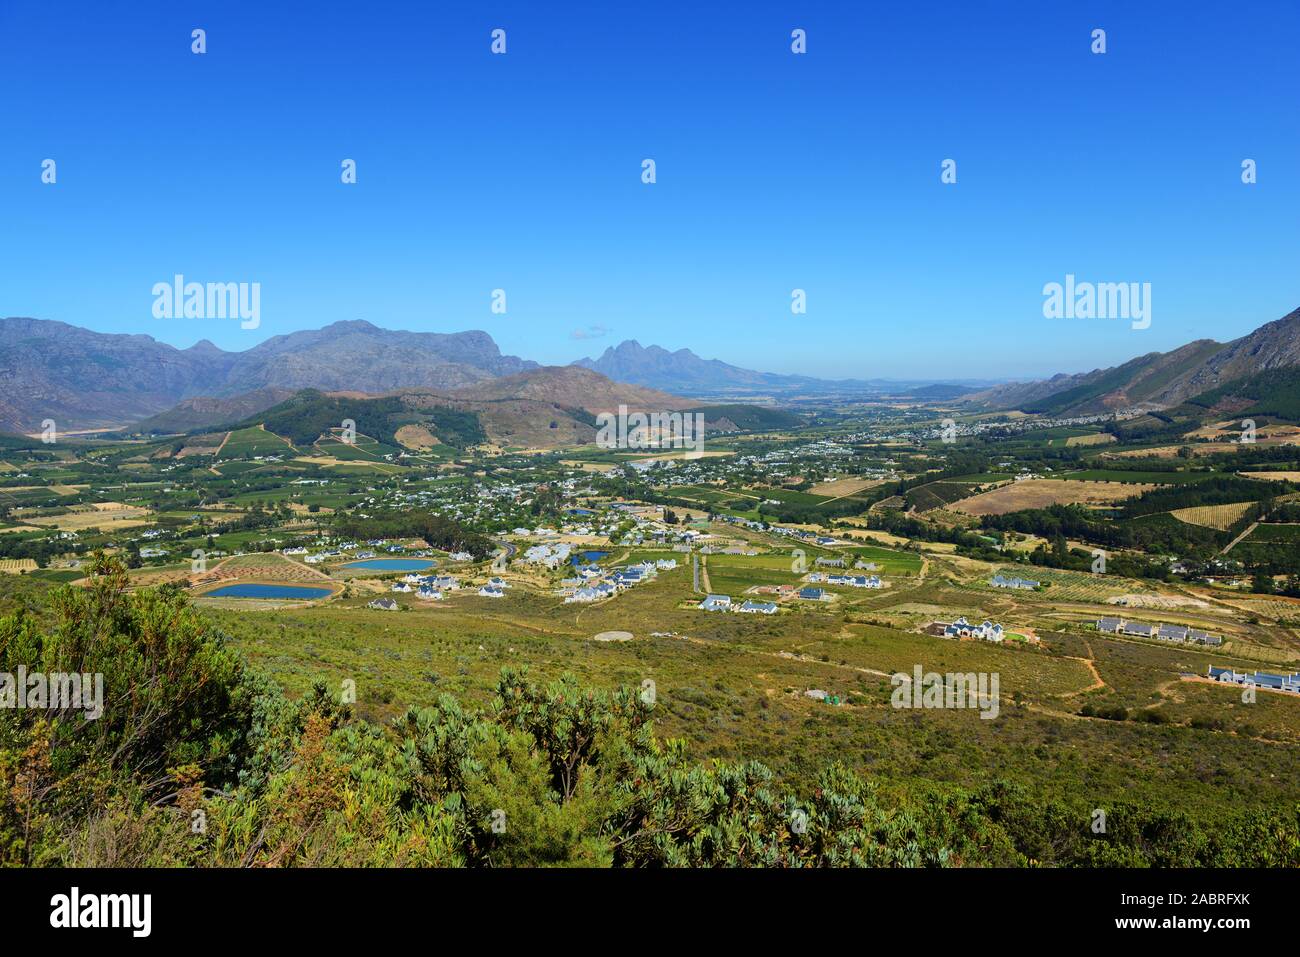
[686,404,803,431]
[222,390,486,449]
[1186,366,1300,421]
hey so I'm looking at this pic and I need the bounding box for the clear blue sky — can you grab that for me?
[1,0,1295,380]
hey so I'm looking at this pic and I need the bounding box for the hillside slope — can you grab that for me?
[0,317,537,431]
[968,306,1300,417]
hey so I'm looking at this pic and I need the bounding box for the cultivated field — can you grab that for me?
[1169,502,1256,530]
[213,553,333,582]
[952,479,1153,516]
[811,476,884,497]
[26,504,154,531]
[1065,433,1116,447]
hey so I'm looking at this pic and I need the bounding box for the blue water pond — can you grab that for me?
[343,559,437,572]
[205,583,333,600]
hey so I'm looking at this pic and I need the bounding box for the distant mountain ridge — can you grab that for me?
[572,340,792,392]
[10,307,1300,434]
[570,339,984,397]
[154,367,801,451]
[967,306,1300,417]
[0,317,536,432]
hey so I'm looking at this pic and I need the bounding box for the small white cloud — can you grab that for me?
[571,324,611,340]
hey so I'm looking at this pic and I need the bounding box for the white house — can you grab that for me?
[700,594,732,612]
[943,617,1005,642]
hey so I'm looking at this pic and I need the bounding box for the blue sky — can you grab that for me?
[1,0,1296,380]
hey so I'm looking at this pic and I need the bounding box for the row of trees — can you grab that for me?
[332,510,494,559]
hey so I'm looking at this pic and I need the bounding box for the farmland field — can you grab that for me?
[1064,433,1116,447]
[1242,523,1300,542]
[1169,501,1256,530]
[212,552,334,582]
[1048,469,1215,484]
[952,479,1153,516]
[218,426,298,459]
[810,476,884,497]
[906,481,978,512]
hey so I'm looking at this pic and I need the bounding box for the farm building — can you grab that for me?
[1097,617,1222,647]
[700,594,732,612]
[943,617,1005,642]
[990,574,1039,590]
[1208,666,1300,693]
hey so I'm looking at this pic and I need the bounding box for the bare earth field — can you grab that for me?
[952,479,1154,516]
[811,476,885,496]
[27,505,154,531]
[213,553,334,582]
[1065,433,1116,447]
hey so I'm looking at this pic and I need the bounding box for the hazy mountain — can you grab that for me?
[901,383,984,400]
[0,317,229,431]
[221,320,536,394]
[131,388,299,435]
[450,365,685,415]
[160,366,800,453]
[0,318,536,432]
[967,306,1300,417]
[186,369,700,451]
[572,340,784,392]
[571,340,1000,398]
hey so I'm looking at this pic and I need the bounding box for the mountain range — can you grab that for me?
[0,318,536,432]
[967,306,1300,417]
[5,305,1300,437]
[570,340,996,397]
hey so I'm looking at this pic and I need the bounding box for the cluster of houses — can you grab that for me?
[1096,617,1223,647]
[561,559,677,604]
[522,542,572,568]
[389,573,462,602]
[939,617,1006,642]
[806,572,883,589]
[699,594,778,614]
[477,577,510,598]
[990,574,1040,590]
[303,539,440,565]
[373,571,514,604]
[1207,665,1300,694]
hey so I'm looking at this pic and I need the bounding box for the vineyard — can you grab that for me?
[1169,501,1257,530]
[213,553,332,582]
[905,481,977,512]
